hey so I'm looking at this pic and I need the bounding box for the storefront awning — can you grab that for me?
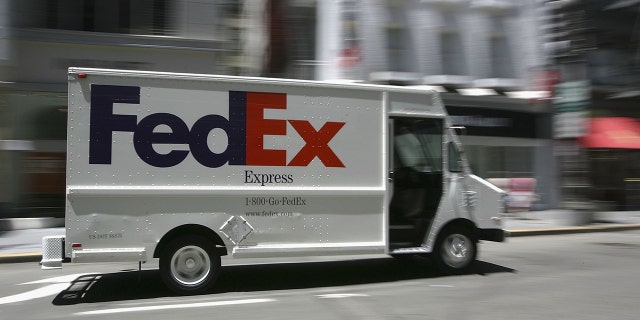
[580,117,640,149]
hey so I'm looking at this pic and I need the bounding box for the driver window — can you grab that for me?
[393,118,443,173]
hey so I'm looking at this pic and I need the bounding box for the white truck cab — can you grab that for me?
[42,68,506,295]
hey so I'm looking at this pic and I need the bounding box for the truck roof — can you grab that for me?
[69,67,447,118]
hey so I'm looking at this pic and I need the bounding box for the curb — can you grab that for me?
[0,252,42,264]
[507,224,640,237]
[0,218,64,231]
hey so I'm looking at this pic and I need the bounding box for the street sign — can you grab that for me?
[554,80,589,138]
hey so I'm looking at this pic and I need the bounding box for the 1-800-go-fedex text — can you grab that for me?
[244,197,307,206]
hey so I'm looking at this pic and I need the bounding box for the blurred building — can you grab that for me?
[540,0,640,211]
[0,0,237,217]
[315,0,639,211]
[0,0,556,216]
[314,0,556,210]
[588,0,640,211]
[2,0,637,217]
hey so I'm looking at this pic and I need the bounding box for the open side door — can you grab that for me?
[388,117,444,250]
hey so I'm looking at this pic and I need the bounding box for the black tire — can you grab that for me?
[433,225,477,274]
[160,235,221,295]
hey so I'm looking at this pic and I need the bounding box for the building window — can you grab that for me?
[465,145,533,179]
[13,0,174,36]
[386,26,410,72]
[289,4,317,80]
[384,2,411,72]
[440,10,466,75]
[489,16,514,78]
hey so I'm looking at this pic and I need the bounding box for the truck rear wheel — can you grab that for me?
[160,235,221,295]
[433,226,477,274]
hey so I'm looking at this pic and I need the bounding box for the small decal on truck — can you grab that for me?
[89,232,123,240]
[220,216,254,245]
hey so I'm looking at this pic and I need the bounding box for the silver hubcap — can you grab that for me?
[170,245,211,286]
[441,233,473,268]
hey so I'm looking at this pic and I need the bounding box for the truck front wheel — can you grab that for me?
[160,235,221,295]
[433,226,477,274]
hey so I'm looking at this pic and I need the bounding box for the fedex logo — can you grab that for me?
[89,85,345,168]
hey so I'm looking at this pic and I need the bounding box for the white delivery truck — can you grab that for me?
[42,67,506,295]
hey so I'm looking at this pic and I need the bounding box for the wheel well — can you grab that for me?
[438,218,478,241]
[154,224,228,258]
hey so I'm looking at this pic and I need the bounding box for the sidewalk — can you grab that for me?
[2,210,640,263]
[504,209,640,236]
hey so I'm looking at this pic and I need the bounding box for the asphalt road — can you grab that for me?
[1,231,639,320]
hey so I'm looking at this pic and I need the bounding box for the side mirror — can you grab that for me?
[450,126,467,136]
[448,142,462,173]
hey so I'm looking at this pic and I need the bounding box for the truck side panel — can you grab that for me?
[66,71,388,260]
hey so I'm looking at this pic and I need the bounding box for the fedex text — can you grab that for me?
[88,85,346,168]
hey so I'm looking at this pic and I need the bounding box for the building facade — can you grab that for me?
[6,0,635,216]
[314,0,556,210]
[0,0,236,217]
